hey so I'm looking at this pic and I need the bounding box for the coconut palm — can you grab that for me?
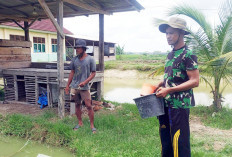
[154,0,232,111]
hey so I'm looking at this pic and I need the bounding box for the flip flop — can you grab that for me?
[73,125,81,130]
[91,128,97,134]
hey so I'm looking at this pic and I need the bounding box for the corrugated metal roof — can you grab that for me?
[1,19,73,35]
[0,0,144,23]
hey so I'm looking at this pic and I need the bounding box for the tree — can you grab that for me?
[154,0,232,111]
[116,44,125,60]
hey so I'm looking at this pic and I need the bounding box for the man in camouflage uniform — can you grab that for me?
[156,17,199,157]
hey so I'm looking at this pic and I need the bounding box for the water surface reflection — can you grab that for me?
[104,78,232,108]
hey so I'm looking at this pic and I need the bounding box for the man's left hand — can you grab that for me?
[156,87,171,98]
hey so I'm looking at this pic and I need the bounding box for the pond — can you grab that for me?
[0,135,74,157]
[104,78,232,108]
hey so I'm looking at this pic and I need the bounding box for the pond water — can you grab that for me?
[104,78,232,108]
[0,135,74,157]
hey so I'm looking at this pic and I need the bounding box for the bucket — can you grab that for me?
[133,93,164,119]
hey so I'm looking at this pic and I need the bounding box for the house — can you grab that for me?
[0,19,72,62]
[0,20,116,62]
[65,35,116,62]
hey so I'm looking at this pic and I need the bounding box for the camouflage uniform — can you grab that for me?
[159,45,198,157]
[164,45,198,108]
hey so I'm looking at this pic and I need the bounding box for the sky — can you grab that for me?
[63,0,222,53]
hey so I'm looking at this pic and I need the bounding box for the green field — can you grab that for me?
[0,103,231,156]
[105,54,166,72]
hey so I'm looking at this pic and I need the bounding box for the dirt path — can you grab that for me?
[0,102,51,116]
[190,116,232,151]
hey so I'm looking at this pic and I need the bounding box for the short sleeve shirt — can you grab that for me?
[69,55,96,90]
[163,45,198,108]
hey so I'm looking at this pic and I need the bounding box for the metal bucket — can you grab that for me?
[133,93,164,119]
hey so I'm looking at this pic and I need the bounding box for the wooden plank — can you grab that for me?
[63,0,110,15]
[0,14,31,22]
[0,39,31,48]
[0,61,31,69]
[99,14,104,72]
[70,102,75,115]
[0,55,31,61]
[0,47,31,55]
[57,0,65,118]
[38,0,65,39]
[13,75,18,101]
[98,14,104,100]
[97,81,103,101]
[35,75,38,105]
[24,21,30,41]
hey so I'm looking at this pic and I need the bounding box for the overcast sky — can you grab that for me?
[63,0,222,53]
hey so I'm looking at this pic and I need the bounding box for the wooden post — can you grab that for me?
[38,0,65,39]
[99,14,104,71]
[13,75,18,101]
[24,21,29,41]
[98,14,104,100]
[57,0,65,118]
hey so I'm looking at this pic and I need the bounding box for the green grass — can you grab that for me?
[105,54,166,72]
[0,104,232,156]
[191,106,232,130]
[116,54,166,61]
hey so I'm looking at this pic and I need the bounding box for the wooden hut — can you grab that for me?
[0,0,144,117]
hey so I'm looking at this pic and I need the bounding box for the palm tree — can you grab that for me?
[154,0,232,111]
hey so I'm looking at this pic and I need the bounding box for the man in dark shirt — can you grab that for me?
[65,39,97,133]
[156,17,199,157]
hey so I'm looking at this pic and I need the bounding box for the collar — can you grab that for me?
[173,45,186,51]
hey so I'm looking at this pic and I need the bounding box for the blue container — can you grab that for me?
[133,93,164,119]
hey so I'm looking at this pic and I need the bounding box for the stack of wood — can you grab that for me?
[0,39,32,69]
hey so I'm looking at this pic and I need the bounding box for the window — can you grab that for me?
[33,37,45,53]
[51,39,57,53]
[10,35,25,41]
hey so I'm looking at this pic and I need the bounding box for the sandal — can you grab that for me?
[73,125,81,130]
[91,128,97,134]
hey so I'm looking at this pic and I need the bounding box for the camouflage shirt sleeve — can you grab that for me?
[184,50,198,70]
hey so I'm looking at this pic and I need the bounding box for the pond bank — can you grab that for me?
[0,103,232,156]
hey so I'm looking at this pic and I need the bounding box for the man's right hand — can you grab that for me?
[65,86,70,95]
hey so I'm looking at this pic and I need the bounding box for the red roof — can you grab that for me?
[1,19,73,35]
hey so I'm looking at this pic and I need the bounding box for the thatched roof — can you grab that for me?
[0,0,144,23]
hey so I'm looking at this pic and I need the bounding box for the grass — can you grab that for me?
[191,105,232,130]
[0,103,232,156]
[116,54,166,61]
[105,54,166,72]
